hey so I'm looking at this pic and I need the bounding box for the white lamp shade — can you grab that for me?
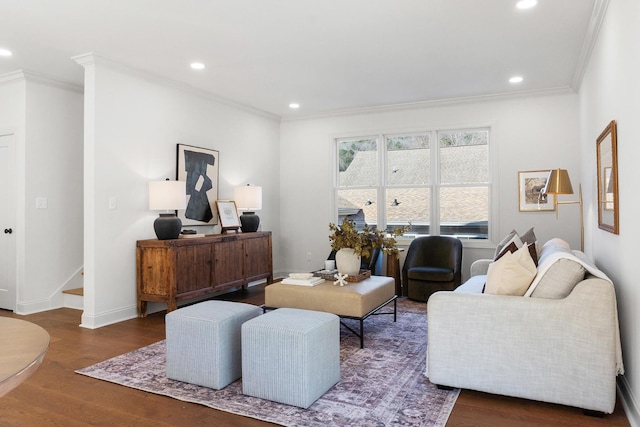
[234,185,262,210]
[149,180,187,210]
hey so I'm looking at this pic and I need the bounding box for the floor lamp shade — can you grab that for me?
[544,168,574,194]
[543,169,584,251]
[235,185,262,232]
[149,180,187,240]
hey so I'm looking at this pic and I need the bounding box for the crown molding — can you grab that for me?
[72,53,280,122]
[0,70,26,84]
[571,0,610,91]
[0,69,83,93]
[281,87,576,122]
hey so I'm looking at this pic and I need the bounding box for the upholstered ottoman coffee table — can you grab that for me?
[264,275,397,348]
[165,300,261,390]
[242,308,340,409]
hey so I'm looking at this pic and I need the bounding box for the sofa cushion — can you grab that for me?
[484,245,537,296]
[454,275,486,293]
[530,258,586,299]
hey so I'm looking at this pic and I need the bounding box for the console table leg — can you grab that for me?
[138,300,148,318]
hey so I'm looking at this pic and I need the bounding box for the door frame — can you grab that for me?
[0,129,17,311]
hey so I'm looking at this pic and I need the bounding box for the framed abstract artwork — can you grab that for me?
[518,170,555,212]
[176,144,219,226]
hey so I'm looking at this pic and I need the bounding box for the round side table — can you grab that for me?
[0,317,50,397]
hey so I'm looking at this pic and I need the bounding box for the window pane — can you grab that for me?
[338,138,377,187]
[337,189,377,228]
[385,188,429,234]
[440,187,488,238]
[385,134,430,185]
[439,130,488,184]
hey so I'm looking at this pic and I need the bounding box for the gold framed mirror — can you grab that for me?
[596,120,619,234]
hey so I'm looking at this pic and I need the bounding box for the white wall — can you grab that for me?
[0,72,84,314]
[21,77,84,312]
[76,55,281,328]
[279,92,581,275]
[579,0,640,423]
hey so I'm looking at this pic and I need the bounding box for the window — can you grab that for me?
[335,128,489,239]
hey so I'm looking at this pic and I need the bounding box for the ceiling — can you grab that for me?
[0,0,598,118]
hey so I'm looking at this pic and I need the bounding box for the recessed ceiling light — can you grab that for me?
[289,103,300,109]
[190,62,205,70]
[516,0,537,9]
[509,76,524,84]
[0,48,12,57]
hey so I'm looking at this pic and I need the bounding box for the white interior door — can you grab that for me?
[0,133,16,311]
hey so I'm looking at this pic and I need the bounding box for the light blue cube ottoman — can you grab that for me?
[241,308,340,409]
[165,300,261,389]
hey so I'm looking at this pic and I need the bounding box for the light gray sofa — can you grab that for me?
[426,242,624,414]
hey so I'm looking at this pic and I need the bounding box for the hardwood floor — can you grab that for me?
[0,284,630,426]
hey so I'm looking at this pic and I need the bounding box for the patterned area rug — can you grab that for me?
[76,297,458,426]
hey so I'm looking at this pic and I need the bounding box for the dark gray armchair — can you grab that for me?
[402,236,463,302]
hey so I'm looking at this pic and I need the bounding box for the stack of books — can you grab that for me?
[281,273,325,286]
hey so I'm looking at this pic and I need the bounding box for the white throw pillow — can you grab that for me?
[484,245,537,296]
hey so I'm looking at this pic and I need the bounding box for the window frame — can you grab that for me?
[334,126,493,241]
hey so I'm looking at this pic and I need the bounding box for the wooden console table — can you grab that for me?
[136,231,273,317]
[0,318,50,397]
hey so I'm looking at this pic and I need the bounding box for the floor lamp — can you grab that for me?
[543,168,584,251]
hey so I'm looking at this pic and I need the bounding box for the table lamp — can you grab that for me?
[234,184,262,232]
[149,179,187,240]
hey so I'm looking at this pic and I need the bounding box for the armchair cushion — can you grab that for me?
[407,267,454,282]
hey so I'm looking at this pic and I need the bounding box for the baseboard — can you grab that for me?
[618,376,640,427]
[15,298,58,315]
[80,305,138,329]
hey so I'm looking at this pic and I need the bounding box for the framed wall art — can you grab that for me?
[518,170,555,212]
[596,120,619,234]
[176,144,219,226]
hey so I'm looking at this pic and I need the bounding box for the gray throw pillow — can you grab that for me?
[531,258,586,299]
[520,227,537,245]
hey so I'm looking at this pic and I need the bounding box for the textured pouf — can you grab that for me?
[242,308,340,408]
[166,300,261,390]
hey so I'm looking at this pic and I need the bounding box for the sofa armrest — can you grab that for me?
[427,277,619,413]
[470,258,492,276]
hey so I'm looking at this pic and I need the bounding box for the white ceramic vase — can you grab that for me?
[335,248,361,276]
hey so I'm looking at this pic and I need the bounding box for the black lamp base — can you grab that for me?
[239,212,260,232]
[154,213,182,240]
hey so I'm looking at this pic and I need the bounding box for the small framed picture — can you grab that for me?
[216,200,240,229]
[518,170,555,212]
